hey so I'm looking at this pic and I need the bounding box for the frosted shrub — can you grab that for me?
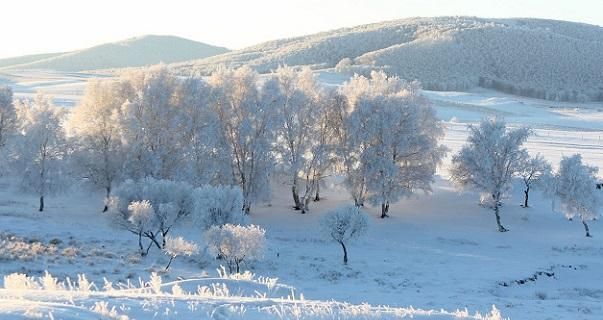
[205,224,266,273]
[3,273,38,290]
[91,301,129,320]
[41,271,62,291]
[109,177,196,254]
[0,234,57,261]
[77,274,94,292]
[320,205,369,265]
[126,200,154,255]
[148,272,162,294]
[193,185,245,229]
[163,236,199,270]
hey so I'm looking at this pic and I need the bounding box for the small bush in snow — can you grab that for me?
[0,233,57,262]
[163,236,199,271]
[205,224,266,273]
[320,205,369,265]
[109,177,196,254]
[193,185,245,229]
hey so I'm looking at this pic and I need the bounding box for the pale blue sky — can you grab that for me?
[2,0,602,58]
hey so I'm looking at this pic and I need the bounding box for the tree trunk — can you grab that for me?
[523,186,530,208]
[314,183,320,202]
[494,204,508,232]
[102,186,111,212]
[354,198,361,207]
[380,202,389,218]
[39,196,44,212]
[583,220,592,237]
[243,202,251,215]
[292,183,302,210]
[161,228,170,248]
[339,241,348,265]
[165,256,175,271]
[138,232,145,256]
[300,197,307,214]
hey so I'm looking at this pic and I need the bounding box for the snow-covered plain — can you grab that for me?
[1,71,602,319]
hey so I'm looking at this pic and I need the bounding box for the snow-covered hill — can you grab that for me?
[174,17,603,102]
[1,35,229,71]
[0,53,65,69]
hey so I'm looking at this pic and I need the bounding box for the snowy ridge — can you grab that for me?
[0,35,229,72]
[173,17,603,102]
[0,270,505,319]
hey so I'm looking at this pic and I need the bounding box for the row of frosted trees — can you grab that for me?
[0,66,446,219]
[0,66,599,237]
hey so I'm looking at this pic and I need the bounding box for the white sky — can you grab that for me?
[2,0,602,59]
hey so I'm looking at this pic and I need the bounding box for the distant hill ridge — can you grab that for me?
[173,17,603,102]
[1,35,229,72]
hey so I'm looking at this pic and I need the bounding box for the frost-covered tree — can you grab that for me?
[0,86,16,152]
[516,153,551,208]
[109,178,196,252]
[340,71,446,217]
[450,118,531,232]
[193,185,246,229]
[335,58,353,73]
[320,205,369,265]
[205,224,266,273]
[329,90,367,207]
[555,154,600,237]
[126,200,155,255]
[14,93,69,212]
[117,65,184,180]
[273,66,333,213]
[208,66,277,213]
[173,77,231,185]
[163,236,198,271]
[68,80,125,211]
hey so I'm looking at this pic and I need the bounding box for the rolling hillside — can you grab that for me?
[0,52,65,68]
[174,17,603,102]
[1,35,229,71]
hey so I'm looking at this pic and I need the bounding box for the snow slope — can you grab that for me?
[0,70,96,107]
[1,35,229,72]
[174,17,603,102]
[0,53,65,69]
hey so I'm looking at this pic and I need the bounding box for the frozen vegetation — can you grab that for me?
[0,59,601,319]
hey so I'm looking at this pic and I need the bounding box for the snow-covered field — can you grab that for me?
[1,71,602,319]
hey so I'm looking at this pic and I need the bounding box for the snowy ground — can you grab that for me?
[1,70,602,319]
